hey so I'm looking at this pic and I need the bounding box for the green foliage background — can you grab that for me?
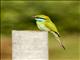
[1,1,80,35]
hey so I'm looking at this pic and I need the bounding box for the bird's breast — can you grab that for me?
[36,22,49,31]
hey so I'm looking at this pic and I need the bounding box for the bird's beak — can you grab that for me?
[32,16,35,18]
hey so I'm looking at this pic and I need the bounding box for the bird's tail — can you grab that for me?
[51,31,65,50]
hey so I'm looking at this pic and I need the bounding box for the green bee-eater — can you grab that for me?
[32,15,65,50]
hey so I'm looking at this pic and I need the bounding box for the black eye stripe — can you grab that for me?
[35,17,39,18]
[36,17,45,19]
[39,18,44,19]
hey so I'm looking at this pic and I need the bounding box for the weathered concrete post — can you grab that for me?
[12,31,48,60]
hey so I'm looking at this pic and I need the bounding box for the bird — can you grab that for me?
[32,15,65,50]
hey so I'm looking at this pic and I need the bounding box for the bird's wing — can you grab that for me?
[45,21,65,49]
[45,21,60,37]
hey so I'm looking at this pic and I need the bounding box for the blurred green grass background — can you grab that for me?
[1,1,80,60]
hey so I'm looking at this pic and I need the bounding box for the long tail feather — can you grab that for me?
[50,31,65,50]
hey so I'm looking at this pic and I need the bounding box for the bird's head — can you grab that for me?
[32,15,50,22]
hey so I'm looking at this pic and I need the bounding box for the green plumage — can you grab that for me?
[33,15,65,50]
